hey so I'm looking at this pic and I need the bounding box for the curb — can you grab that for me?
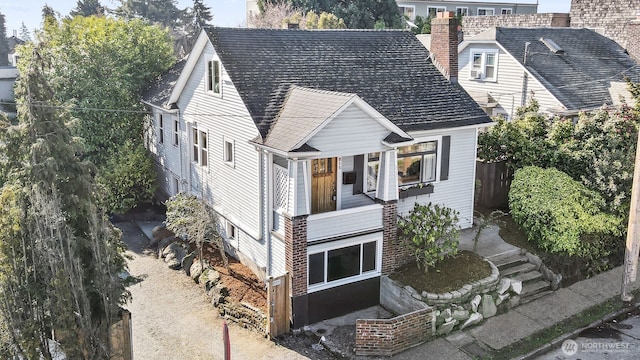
[515,297,640,360]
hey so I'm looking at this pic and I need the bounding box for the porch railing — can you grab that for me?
[307,204,383,242]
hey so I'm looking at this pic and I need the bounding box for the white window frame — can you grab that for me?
[456,7,469,16]
[172,118,179,147]
[226,220,237,240]
[469,48,499,81]
[172,176,180,195]
[478,8,495,16]
[501,8,513,15]
[157,113,164,145]
[206,59,222,96]
[427,6,447,17]
[191,127,208,167]
[307,233,382,293]
[223,138,235,167]
[398,5,415,21]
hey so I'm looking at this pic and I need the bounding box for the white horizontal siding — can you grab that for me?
[458,44,564,119]
[147,109,184,197]
[271,236,287,277]
[307,204,383,241]
[177,41,267,270]
[397,127,478,229]
[306,103,392,156]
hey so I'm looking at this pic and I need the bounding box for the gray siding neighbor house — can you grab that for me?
[397,0,537,22]
[456,27,640,119]
[142,27,490,327]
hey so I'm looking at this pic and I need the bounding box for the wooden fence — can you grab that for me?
[110,308,132,360]
[267,273,290,338]
[475,161,513,210]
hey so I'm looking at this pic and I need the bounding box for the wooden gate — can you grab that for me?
[267,273,290,338]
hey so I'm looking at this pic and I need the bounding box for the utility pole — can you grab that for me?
[622,131,640,301]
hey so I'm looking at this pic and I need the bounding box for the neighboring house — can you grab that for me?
[397,0,537,22]
[142,27,491,327]
[427,14,640,119]
[7,34,25,67]
[0,66,18,117]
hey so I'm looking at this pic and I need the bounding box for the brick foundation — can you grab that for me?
[355,308,434,356]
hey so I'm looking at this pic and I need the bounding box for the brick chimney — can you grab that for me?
[430,11,459,83]
[627,13,640,62]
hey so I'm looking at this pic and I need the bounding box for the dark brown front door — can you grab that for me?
[311,158,337,214]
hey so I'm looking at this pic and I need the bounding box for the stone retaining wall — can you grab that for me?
[219,301,268,334]
[354,308,434,356]
[462,13,570,37]
[422,261,500,309]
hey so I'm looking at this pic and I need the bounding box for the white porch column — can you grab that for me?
[376,149,398,202]
[290,159,311,216]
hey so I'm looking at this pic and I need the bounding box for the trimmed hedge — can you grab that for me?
[509,166,622,259]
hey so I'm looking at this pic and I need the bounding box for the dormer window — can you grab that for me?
[469,49,498,81]
[207,59,221,95]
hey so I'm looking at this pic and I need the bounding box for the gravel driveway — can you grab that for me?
[117,221,309,360]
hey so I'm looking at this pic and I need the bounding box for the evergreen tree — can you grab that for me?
[0,13,9,66]
[114,0,186,28]
[0,45,128,359]
[70,0,106,17]
[19,22,31,42]
[192,0,213,27]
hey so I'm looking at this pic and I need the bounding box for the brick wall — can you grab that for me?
[431,12,459,82]
[462,13,570,37]
[628,20,640,61]
[285,215,307,296]
[354,308,434,356]
[381,200,413,275]
[570,0,640,49]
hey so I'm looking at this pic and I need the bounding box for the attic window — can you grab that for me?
[540,38,565,54]
[207,60,221,95]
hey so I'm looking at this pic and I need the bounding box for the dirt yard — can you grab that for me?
[117,221,310,360]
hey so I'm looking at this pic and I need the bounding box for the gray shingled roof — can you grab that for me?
[142,59,187,108]
[205,28,490,139]
[494,27,640,111]
[264,86,356,152]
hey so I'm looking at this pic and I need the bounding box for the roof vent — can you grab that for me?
[539,38,565,54]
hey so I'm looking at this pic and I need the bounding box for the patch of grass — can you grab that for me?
[483,291,639,360]
[389,250,491,293]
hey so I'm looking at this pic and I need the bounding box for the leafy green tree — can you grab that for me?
[289,0,402,29]
[251,2,345,29]
[0,13,9,66]
[71,0,106,17]
[16,16,175,213]
[398,202,460,273]
[410,15,431,35]
[0,44,128,359]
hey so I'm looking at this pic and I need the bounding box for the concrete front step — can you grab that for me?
[490,253,528,271]
[500,262,537,277]
[521,279,551,298]
[511,270,543,284]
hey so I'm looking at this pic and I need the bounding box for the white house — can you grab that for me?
[142,27,491,327]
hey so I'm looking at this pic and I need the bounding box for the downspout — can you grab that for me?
[521,42,531,107]
[264,150,273,278]
[177,107,185,192]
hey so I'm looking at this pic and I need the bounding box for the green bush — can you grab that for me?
[98,141,157,213]
[509,166,622,260]
[398,202,460,273]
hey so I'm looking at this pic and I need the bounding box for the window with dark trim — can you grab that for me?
[172,118,179,146]
[397,141,438,185]
[207,60,221,94]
